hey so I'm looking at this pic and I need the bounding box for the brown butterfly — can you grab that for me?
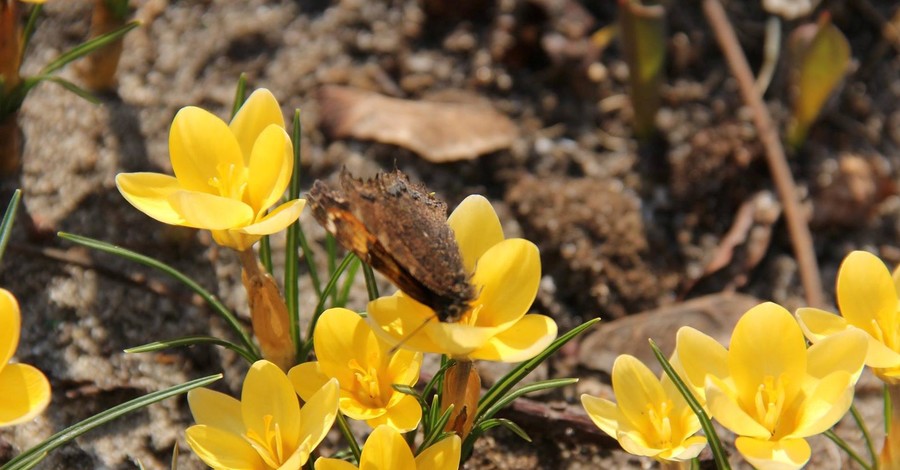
[306,169,475,322]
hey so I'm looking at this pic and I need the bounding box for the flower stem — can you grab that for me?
[880,383,900,469]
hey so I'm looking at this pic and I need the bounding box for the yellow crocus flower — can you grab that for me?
[795,250,900,468]
[314,425,460,470]
[116,88,303,251]
[796,250,900,382]
[677,302,867,469]
[0,288,50,427]
[366,195,557,362]
[581,355,707,465]
[186,360,339,470]
[288,308,422,432]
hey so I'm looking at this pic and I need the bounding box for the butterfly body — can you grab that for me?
[307,169,474,322]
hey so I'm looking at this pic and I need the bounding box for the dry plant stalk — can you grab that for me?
[238,249,294,371]
[702,0,825,307]
[79,0,127,91]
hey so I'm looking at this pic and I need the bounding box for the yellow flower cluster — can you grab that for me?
[110,88,898,470]
[116,90,560,468]
[581,253,889,469]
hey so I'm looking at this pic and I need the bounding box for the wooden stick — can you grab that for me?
[702,0,825,307]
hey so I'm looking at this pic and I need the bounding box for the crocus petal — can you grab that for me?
[660,435,708,461]
[795,307,850,342]
[340,396,385,421]
[611,355,667,434]
[169,190,254,230]
[169,106,243,193]
[447,195,504,274]
[311,308,374,385]
[0,288,20,365]
[387,349,422,388]
[239,199,305,235]
[297,378,340,460]
[735,436,810,470]
[246,125,293,216]
[187,388,244,434]
[314,458,358,470]
[416,434,462,470]
[675,327,728,398]
[0,363,50,426]
[366,393,421,432]
[358,425,416,469]
[729,303,805,403]
[186,424,266,470]
[616,429,665,457]
[836,251,898,334]
[242,361,301,452]
[287,362,331,403]
[230,89,285,162]
[580,394,620,438]
[367,294,445,353]
[470,238,540,327]
[425,322,505,358]
[790,371,856,437]
[806,328,867,380]
[705,375,771,438]
[468,314,557,362]
[115,173,186,225]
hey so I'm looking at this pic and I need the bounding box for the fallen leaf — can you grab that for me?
[577,292,761,375]
[317,86,518,162]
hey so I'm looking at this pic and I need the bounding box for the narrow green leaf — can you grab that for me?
[170,443,179,470]
[229,73,248,120]
[41,76,100,104]
[336,256,361,307]
[824,430,872,470]
[258,236,273,274]
[418,405,455,454]
[41,21,140,76]
[478,318,599,416]
[57,232,260,359]
[392,384,420,399]
[286,109,304,358]
[125,335,257,364]
[3,374,222,470]
[472,418,531,442]
[298,253,356,360]
[362,264,379,301]
[326,234,338,306]
[650,339,731,470]
[103,0,132,20]
[850,404,877,468]
[0,189,22,264]
[335,412,361,464]
[476,378,577,425]
[22,3,43,50]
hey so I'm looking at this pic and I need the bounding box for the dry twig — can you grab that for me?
[702,0,825,307]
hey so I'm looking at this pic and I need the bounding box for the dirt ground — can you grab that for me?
[1,0,899,468]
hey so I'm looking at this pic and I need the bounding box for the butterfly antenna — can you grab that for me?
[389,314,437,354]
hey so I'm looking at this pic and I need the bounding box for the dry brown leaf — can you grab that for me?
[317,86,518,162]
